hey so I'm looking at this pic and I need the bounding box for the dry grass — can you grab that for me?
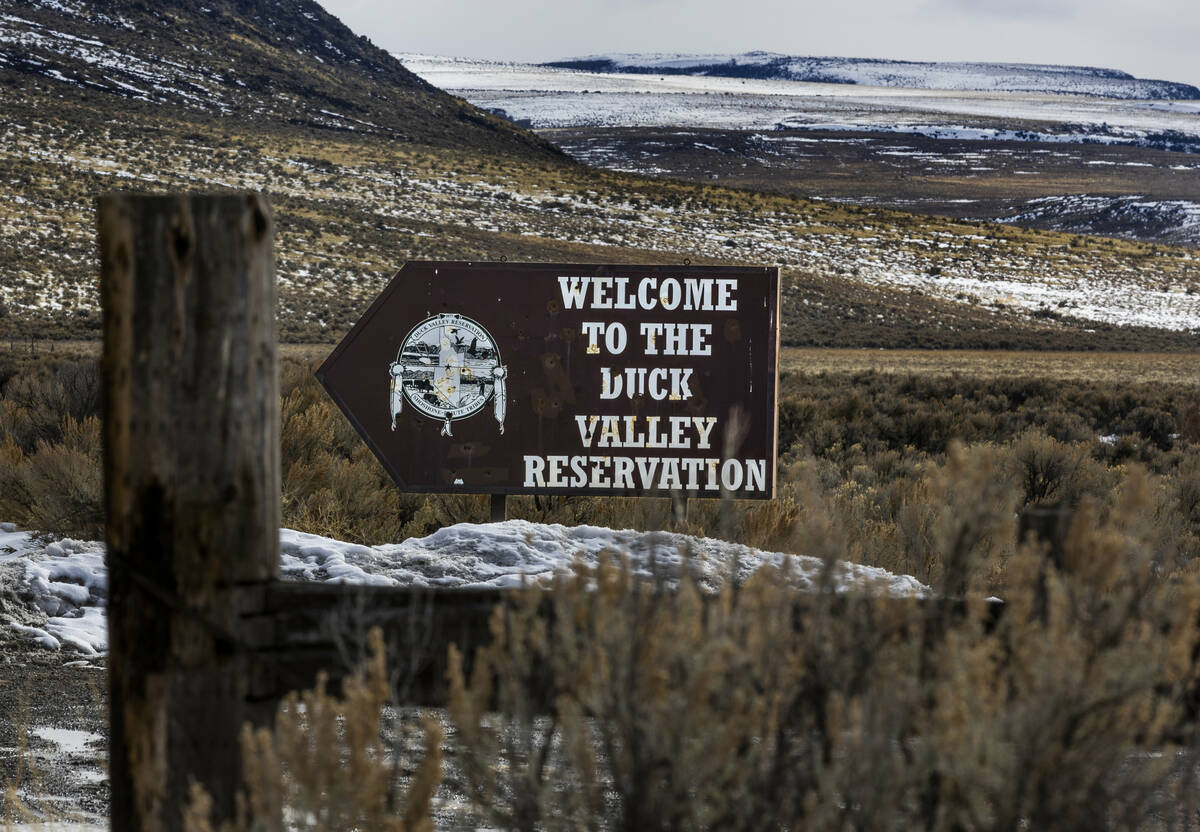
[781,348,1200,385]
[0,694,39,827]
[4,90,1199,350]
[11,342,1200,383]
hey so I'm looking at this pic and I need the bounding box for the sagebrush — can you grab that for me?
[2,354,1197,592]
[193,464,1200,830]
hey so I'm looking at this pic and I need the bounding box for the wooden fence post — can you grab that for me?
[99,193,279,831]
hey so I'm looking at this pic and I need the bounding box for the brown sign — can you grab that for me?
[317,262,779,498]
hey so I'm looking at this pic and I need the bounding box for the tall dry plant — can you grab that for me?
[0,413,102,539]
[446,458,1200,831]
[1,692,43,828]
[185,628,443,832]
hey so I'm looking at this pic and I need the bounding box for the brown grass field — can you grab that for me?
[780,348,1200,385]
[11,342,1200,385]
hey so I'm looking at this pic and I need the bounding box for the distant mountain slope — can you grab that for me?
[0,0,559,154]
[0,3,1196,350]
[545,53,1200,101]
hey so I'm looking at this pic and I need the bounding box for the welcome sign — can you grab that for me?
[317,262,779,498]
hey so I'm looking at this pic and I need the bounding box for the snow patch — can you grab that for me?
[30,726,101,756]
[399,55,1200,153]
[283,521,930,595]
[547,53,1199,100]
[2,521,931,656]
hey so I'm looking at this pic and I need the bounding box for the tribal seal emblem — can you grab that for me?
[389,314,507,437]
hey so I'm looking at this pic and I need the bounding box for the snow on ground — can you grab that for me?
[281,521,930,595]
[0,520,930,656]
[995,195,1200,246]
[0,9,234,114]
[0,526,107,656]
[548,53,1199,100]
[25,726,106,794]
[377,56,1200,333]
[5,121,1197,335]
[4,58,1197,342]
[398,55,1200,149]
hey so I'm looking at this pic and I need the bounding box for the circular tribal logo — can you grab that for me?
[389,314,507,437]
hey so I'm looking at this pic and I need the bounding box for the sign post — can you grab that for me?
[318,262,780,504]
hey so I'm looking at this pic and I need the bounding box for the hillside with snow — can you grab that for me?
[2,0,1198,354]
[400,55,1200,153]
[545,53,1200,101]
[0,0,557,155]
[399,54,1200,251]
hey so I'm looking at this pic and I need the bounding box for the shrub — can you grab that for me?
[444,475,1200,830]
[0,360,99,451]
[1122,405,1177,450]
[279,365,425,544]
[1008,429,1109,509]
[0,415,103,539]
[185,629,443,832]
[1,356,1196,594]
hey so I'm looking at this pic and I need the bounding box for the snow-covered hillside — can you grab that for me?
[0,0,551,154]
[399,55,1200,154]
[0,521,931,657]
[995,195,1200,246]
[6,97,1198,335]
[545,53,1200,101]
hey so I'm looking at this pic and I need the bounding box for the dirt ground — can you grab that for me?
[0,637,107,825]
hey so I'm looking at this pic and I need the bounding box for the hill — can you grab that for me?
[404,55,1200,248]
[0,2,1196,349]
[544,53,1200,101]
[0,0,561,154]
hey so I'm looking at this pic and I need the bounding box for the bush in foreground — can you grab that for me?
[186,468,1200,830]
[445,477,1200,831]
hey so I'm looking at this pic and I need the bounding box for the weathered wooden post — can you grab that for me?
[1019,503,1073,621]
[490,493,506,523]
[99,192,279,831]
